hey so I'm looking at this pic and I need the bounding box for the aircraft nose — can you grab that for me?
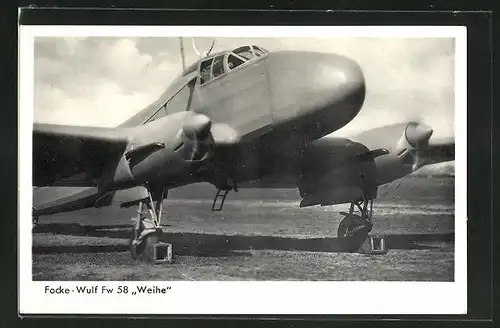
[314,53,366,112]
[268,51,366,134]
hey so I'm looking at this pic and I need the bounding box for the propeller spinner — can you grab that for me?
[179,113,214,162]
[404,122,434,171]
[405,122,433,148]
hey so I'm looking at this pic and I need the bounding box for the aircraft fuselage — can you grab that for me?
[120,49,366,186]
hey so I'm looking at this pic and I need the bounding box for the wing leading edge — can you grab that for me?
[33,123,130,187]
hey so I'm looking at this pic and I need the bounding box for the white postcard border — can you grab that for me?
[19,25,467,315]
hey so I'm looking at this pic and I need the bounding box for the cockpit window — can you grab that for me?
[233,46,254,60]
[227,54,245,70]
[199,58,213,84]
[252,45,267,57]
[211,54,225,79]
[195,45,269,84]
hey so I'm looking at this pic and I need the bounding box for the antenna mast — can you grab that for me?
[179,37,186,71]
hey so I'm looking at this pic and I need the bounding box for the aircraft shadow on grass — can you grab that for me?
[33,223,454,257]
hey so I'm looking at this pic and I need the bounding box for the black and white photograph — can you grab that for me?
[19,26,467,315]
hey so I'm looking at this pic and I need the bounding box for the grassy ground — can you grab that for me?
[31,176,456,281]
[32,209,455,281]
[33,239,453,281]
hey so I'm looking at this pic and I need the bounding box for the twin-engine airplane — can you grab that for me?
[32,40,455,259]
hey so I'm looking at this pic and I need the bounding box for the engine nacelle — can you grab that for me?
[373,122,433,185]
[296,121,434,207]
[297,138,378,207]
[108,112,214,190]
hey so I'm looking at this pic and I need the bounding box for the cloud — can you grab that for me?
[34,37,181,126]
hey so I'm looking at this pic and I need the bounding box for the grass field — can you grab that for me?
[33,244,453,281]
[32,176,455,281]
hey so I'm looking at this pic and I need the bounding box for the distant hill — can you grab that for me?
[413,161,455,177]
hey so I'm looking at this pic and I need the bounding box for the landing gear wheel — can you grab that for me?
[337,214,370,238]
[337,198,374,238]
[129,227,162,261]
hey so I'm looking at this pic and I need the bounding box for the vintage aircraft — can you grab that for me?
[32,39,455,259]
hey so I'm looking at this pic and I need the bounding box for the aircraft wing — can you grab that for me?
[422,136,455,164]
[33,123,130,187]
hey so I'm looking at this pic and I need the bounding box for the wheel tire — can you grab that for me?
[130,228,161,261]
[337,214,366,238]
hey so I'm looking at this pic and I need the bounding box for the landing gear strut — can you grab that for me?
[338,198,374,238]
[129,185,167,261]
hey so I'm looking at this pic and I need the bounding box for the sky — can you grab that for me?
[33,36,455,139]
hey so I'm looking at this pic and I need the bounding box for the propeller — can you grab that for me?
[404,122,434,171]
[182,113,212,140]
[405,122,433,148]
[175,112,241,163]
[178,113,214,162]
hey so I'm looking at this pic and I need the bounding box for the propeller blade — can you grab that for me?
[412,151,421,171]
[210,123,240,145]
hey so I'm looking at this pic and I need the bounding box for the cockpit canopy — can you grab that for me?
[182,45,269,84]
